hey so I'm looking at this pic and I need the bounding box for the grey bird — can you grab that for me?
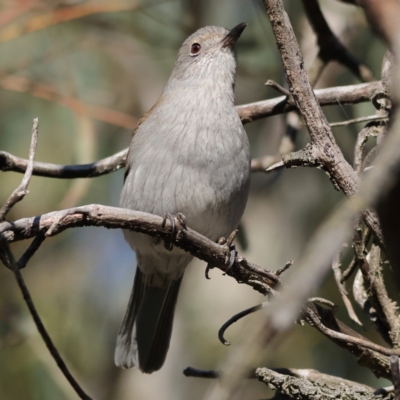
[115,23,250,373]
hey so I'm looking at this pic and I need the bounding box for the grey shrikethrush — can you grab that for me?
[115,23,251,373]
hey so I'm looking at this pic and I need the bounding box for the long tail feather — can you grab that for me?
[115,268,183,373]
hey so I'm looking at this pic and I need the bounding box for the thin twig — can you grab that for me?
[0,240,92,400]
[331,249,362,325]
[218,302,269,346]
[304,305,400,357]
[276,260,293,276]
[17,234,46,270]
[0,147,128,179]
[265,79,292,99]
[266,160,285,172]
[330,115,388,128]
[0,118,38,220]
[237,81,381,124]
[183,367,220,379]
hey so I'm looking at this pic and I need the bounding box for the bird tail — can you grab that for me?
[114,268,183,373]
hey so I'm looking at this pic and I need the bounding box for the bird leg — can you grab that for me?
[161,212,187,251]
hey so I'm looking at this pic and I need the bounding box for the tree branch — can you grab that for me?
[0,82,381,179]
[0,205,283,295]
[256,366,390,400]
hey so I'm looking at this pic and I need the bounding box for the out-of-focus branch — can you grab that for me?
[0,1,141,43]
[0,205,283,295]
[0,75,137,130]
[359,1,400,49]
[183,368,221,379]
[302,0,375,83]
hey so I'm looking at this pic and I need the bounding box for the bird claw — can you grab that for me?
[223,230,238,273]
[162,212,187,251]
[206,230,238,278]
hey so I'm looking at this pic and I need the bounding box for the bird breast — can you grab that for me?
[120,86,250,241]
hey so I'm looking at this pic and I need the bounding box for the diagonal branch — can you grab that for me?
[302,0,375,82]
[0,239,92,400]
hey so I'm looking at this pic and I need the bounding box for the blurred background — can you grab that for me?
[0,0,389,399]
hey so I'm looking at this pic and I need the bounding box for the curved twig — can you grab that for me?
[304,305,400,357]
[0,240,92,400]
[218,302,269,346]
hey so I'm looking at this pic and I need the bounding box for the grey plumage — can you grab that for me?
[115,23,250,373]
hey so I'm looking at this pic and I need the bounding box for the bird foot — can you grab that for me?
[162,212,187,251]
[223,230,238,272]
[205,230,238,279]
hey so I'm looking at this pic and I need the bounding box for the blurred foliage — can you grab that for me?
[0,0,389,399]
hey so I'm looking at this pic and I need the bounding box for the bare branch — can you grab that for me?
[237,81,381,124]
[330,115,388,128]
[305,304,398,358]
[0,205,284,295]
[256,366,388,400]
[0,147,128,179]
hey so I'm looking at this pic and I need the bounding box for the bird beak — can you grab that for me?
[221,22,247,48]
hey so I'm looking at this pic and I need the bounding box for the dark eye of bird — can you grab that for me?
[190,43,201,55]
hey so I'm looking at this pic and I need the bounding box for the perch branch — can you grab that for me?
[0,205,284,295]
